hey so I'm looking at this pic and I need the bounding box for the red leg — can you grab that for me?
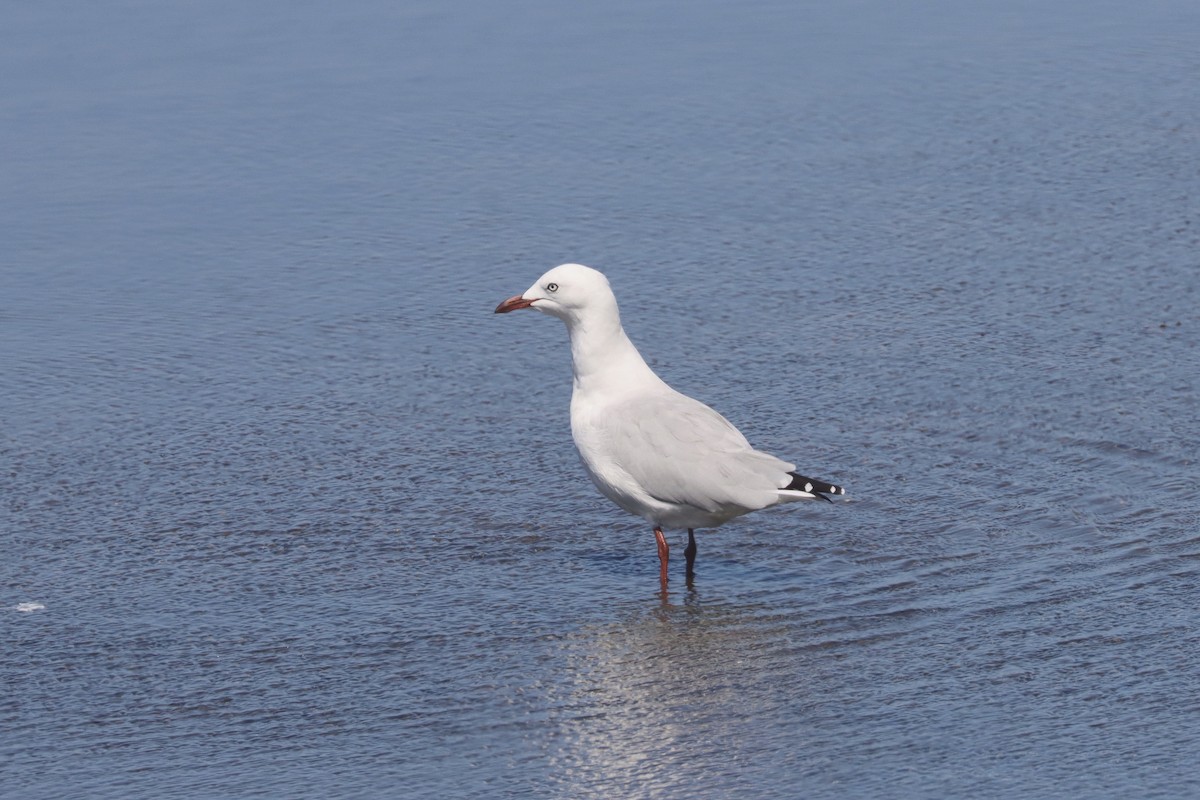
[654,526,669,587]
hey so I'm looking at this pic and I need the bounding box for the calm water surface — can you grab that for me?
[3,1,1199,798]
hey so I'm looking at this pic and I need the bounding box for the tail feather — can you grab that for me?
[783,472,846,502]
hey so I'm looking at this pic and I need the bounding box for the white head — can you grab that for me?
[494,263,619,327]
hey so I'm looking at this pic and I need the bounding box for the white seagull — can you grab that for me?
[495,263,844,587]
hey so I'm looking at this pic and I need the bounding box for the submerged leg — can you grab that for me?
[654,526,669,587]
[684,529,697,581]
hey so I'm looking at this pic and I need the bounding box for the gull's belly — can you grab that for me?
[572,420,656,516]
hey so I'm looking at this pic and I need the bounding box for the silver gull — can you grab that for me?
[495,263,844,587]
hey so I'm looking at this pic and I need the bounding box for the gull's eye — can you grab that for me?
[546,282,559,292]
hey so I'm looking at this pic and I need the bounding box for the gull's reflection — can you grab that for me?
[546,590,790,797]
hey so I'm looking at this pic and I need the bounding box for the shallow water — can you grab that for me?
[3,1,1199,798]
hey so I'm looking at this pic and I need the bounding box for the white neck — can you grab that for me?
[566,312,663,396]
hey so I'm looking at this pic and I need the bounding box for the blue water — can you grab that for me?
[3,1,1199,798]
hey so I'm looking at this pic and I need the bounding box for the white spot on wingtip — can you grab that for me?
[804,482,813,492]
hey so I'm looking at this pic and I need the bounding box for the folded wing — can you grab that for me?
[602,391,795,514]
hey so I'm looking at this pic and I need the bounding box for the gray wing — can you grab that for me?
[601,391,795,513]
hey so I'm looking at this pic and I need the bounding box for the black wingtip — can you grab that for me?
[785,472,845,501]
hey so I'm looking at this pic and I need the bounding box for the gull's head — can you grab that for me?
[494,263,616,325]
